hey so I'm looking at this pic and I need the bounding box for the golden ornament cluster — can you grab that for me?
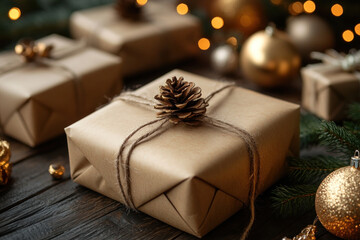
[48,164,65,179]
[0,140,12,185]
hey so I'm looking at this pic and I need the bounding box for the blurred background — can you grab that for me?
[1,0,359,52]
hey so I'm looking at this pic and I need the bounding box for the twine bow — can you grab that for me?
[311,49,360,72]
[115,77,261,240]
[14,39,53,62]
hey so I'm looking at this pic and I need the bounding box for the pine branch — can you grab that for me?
[287,155,346,184]
[319,121,360,157]
[271,184,318,218]
[300,113,321,149]
[348,102,360,123]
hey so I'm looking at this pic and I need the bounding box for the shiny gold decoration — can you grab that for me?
[209,0,266,36]
[286,15,334,58]
[49,164,65,179]
[115,0,143,20]
[211,44,238,75]
[15,39,53,62]
[154,76,208,125]
[0,140,12,185]
[283,224,317,240]
[315,150,360,240]
[240,25,301,88]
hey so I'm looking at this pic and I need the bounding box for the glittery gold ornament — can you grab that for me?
[240,25,301,88]
[0,140,12,185]
[209,0,266,36]
[315,150,360,240]
[49,164,65,179]
[286,15,335,59]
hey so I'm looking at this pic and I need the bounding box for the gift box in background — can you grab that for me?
[301,61,360,121]
[0,34,122,147]
[70,1,201,76]
[65,69,300,237]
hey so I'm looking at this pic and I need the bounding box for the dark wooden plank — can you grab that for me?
[0,141,69,213]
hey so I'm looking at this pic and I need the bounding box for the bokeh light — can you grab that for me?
[342,30,354,42]
[198,38,210,50]
[303,0,316,13]
[136,0,147,6]
[176,3,188,15]
[211,17,224,29]
[355,23,360,36]
[331,4,343,17]
[289,1,303,15]
[270,0,282,5]
[8,7,21,21]
[226,37,238,47]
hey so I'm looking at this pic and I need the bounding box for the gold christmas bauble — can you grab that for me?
[315,153,360,240]
[286,15,335,59]
[240,25,301,88]
[209,0,266,36]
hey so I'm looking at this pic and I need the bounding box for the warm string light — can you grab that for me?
[226,37,238,47]
[342,30,354,42]
[331,4,343,17]
[176,3,188,15]
[198,38,210,50]
[355,24,360,36]
[8,7,21,21]
[288,1,303,15]
[211,17,224,29]
[136,0,147,6]
[303,0,316,14]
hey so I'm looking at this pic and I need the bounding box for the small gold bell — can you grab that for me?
[49,164,65,179]
[0,140,12,185]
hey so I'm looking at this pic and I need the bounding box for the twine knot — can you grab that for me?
[311,49,360,72]
[154,76,208,126]
[15,39,53,62]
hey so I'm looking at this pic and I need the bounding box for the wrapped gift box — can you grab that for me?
[301,63,360,121]
[70,1,201,76]
[0,34,122,147]
[65,70,299,237]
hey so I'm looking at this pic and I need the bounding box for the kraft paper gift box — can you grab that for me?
[0,34,122,147]
[301,63,360,121]
[65,69,300,237]
[70,1,201,76]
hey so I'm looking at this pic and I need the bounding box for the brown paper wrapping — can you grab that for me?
[301,64,360,121]
[70,1,201,76]
[65,70,300,237]
[0,34,122,147]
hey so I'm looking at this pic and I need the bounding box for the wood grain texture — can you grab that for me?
[0,59,341,240]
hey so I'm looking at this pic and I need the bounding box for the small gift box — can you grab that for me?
[302,51,360,121]
[0,34,122,147]
[65,70,299,237]
[70,1,201,76]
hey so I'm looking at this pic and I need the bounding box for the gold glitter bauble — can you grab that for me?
[315,166,360,239]
[209,0,266,36]
[240,25,301,88]
[0,140,12,185]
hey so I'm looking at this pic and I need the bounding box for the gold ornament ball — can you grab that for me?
[49,164,65,179]
[286,15,335,58]
[315,166,360,239]
[209,0,266,36]
[0,140,12,185]
[240,26,301,88]
[211,45,239,75]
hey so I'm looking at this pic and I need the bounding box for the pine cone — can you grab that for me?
[115,0,142,21]
[154,76,208,125]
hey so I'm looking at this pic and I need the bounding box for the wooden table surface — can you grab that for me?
[0,58,341,240]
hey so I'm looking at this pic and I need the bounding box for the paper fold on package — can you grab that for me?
[0,34,122,146]
[66,70,299,237]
